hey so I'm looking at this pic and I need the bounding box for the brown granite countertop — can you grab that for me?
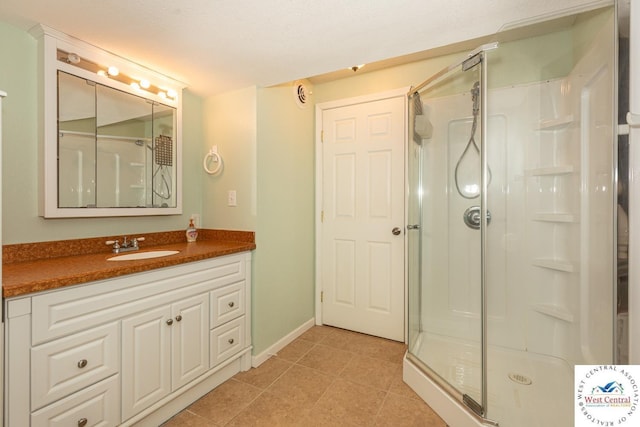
[3,229,255,298]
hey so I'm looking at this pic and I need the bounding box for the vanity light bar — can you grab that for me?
[56,49,178,101]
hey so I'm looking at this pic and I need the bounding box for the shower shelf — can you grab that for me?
[129,162,144,167]
[532,213,577,223]
[531,258,574,272]
[532,304,574,322]
[526,166,574,176]
[129,185,145,189]
[536,115,575,131]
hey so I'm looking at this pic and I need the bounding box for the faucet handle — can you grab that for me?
[132,237,145,248]
[106,240,120,248]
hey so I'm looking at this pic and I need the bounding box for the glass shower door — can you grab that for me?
[407,51,487,416]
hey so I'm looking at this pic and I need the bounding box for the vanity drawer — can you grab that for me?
[210,316,245,367]
[31,322,120,410]
[210,281,245,328]
[31,374,120,427]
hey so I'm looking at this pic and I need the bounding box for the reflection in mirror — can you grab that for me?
[57,71,177,210]
[58,72,97,208]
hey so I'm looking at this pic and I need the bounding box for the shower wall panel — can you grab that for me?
[421,89,524,351]
[421,75,613,366]
[58,133,96,208]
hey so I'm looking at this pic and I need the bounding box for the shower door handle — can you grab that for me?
[407,224,420,230]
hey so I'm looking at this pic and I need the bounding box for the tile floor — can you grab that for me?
[163,325,447,426]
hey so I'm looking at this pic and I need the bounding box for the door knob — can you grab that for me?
[392,227,402,236]
[166,318,174,325]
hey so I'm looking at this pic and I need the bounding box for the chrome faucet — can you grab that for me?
[106,236,145,253]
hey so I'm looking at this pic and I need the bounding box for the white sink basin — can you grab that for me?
[107,250,180,261]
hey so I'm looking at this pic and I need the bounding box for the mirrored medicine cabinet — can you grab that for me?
[32,25,184,218]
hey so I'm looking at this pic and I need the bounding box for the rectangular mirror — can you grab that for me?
[58,72,178,209]
[34,25,183,217]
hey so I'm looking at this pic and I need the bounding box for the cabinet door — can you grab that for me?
[121,305,171,421]
[171,293,209,389]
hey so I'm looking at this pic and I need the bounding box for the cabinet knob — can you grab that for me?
[228,301,235,308]
[228,338,235,345]
[166,319,174,325]
[175,315,182,322]
[77,359,88,369]
[78,418,88,427]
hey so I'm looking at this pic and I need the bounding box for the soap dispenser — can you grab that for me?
[186,218,198,243]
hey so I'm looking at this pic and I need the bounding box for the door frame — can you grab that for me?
[314,86,410,341]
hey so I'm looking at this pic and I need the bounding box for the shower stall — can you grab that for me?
[404,5,618,427]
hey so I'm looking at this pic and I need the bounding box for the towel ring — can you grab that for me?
[203,147,223,174]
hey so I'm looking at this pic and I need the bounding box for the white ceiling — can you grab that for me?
[0,0,606,97]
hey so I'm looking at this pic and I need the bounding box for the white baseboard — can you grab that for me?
[251,318,316,367]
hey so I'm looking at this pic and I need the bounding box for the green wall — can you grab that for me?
[0,21,204,244]
[253,85,315,354]
[202,86,257,231]
[202,83,315,355]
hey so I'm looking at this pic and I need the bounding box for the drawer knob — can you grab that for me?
[78,418,88,427]
[228,338,235,345]
[77,359,88,369]
[166,318,174,325]
[175,315,182,322]
[228,301,235,308]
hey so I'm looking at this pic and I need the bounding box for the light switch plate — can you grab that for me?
[228,190,237,207]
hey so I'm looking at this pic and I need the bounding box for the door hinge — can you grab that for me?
[321,130,324,143]
[321,291,324,303]
[321,210,324,222]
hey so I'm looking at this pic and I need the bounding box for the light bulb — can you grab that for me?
[167,89,178,99]
[140,79,150,89]
[97,70,107,77]
[107,66,119,76]
[130,82,141,91]
[158,91,167,99]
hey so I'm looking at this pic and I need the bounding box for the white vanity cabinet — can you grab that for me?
[121,293,209,420]
[4,252,252,427]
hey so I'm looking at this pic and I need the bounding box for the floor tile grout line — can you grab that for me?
[222,359,298,426]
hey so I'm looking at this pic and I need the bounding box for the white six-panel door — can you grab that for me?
[318,91,406,341]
